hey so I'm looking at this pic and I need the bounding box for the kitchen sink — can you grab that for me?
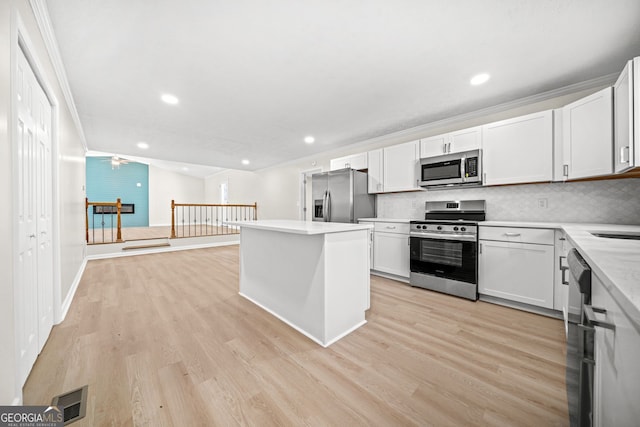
[591,232,640,240]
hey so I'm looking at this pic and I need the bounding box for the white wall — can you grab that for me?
[0,1,86,404]
[148,165,205,226]
[204,84,614,221]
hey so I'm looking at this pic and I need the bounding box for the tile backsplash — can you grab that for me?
[377,178,640,224]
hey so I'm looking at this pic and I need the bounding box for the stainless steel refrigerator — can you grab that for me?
[311,168,376,223]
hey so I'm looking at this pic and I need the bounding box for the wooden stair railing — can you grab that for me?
[85,197,123,243]
[171,200,257,238]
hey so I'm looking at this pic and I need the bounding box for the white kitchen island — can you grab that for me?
[227,220,373,347]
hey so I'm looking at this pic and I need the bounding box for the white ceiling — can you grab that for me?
[46,0,640,172]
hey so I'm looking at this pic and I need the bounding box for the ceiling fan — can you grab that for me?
[105,155,132,169]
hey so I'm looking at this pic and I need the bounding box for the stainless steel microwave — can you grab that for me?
[418,149,482,187]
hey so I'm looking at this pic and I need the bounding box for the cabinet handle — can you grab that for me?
[479,243,482,254]
[559,237,566,241]
[503,232,521,237]
[584,305,616,330]
[620,146,629,163]
[442,143,447,154]
[408,236,410,246]
[559,255,569,285]
[483,172,486,183]
[563,164,569,177]
[448,142,452,153]
[386,226,396,229]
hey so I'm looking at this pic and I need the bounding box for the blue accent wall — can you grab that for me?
[86,157,149,227]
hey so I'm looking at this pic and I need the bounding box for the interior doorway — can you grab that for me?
[299,168,322,221]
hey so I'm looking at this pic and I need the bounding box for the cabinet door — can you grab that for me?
[591,274,640,426]
[367,149,384,194]
[482,110,553,186]
[562,87,613,179]
[478,240,554,308]
[450,126,482,153]
[330,153,367,171]
[383,140,419,192]
[613,59,635,173]
[420,134,448,157]
[373,232,410,278]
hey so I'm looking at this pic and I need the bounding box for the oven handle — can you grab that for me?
[410,232,477,242]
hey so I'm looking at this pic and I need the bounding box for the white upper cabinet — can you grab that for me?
[367,149,384,194]
[613,57,640,173]
[482,110,554,186]
[329,152,368,171]
[419,126,482,158]
[561,87,613,180]
[368,140,420,193]
[383,140,420,192]
[420,133,449,157]
[449,126,482,153]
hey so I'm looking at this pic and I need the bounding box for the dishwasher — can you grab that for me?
[565,248,592,427]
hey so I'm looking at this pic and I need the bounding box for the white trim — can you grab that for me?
[86,239,240,260]
[59,258,87,323]
[29,0,88,152]
[11,396,23,406]
[10,7,64,406]
[298,167,322,220]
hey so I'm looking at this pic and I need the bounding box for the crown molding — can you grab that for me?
[29,0,88,152]
[344,71,619,150]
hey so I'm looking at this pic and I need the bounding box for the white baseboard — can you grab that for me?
[86,239,239,260]
[59,257,87,323]
[12,395,22,405]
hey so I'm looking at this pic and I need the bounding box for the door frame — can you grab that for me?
[10,9,61,401]
[299,167,322,220]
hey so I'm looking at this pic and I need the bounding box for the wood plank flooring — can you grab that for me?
[24,246,569,426]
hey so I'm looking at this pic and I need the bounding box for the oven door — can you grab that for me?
[410,234,477,284]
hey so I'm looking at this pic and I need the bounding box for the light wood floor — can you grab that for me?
[24,246,569,426]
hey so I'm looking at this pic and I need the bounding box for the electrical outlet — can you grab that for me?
[538,198,548,209]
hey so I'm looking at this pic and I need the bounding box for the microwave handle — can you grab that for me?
[460,156,466,181]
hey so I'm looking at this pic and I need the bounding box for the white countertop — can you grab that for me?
[227,219,373,235]
[358,218,411,223]
[481,220,640,326]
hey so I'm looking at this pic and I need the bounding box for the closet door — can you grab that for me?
[15,47,54,387]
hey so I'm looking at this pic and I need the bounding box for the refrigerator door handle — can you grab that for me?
[326,191,331,222]
[322,190,327,221]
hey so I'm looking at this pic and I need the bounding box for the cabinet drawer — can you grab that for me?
[479,226,554,245]
[374,222,410,234]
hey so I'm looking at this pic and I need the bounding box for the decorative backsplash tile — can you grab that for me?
[377,178,640,225]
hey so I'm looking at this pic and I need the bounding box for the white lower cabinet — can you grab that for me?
[591,273,640,426]
[479,227,555,309]
[371,222,410,279]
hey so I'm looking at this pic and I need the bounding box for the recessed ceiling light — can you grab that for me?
[304,136,315,144]
[470,73,490,86]
[241,159,250,165]
[161,93,179,105]
[137,142,149,149]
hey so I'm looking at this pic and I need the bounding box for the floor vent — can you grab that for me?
[51,385,88,425]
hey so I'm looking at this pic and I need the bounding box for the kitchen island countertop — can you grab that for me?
[227,219,372,235]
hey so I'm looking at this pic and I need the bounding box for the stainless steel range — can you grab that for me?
[409,200,486,301]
